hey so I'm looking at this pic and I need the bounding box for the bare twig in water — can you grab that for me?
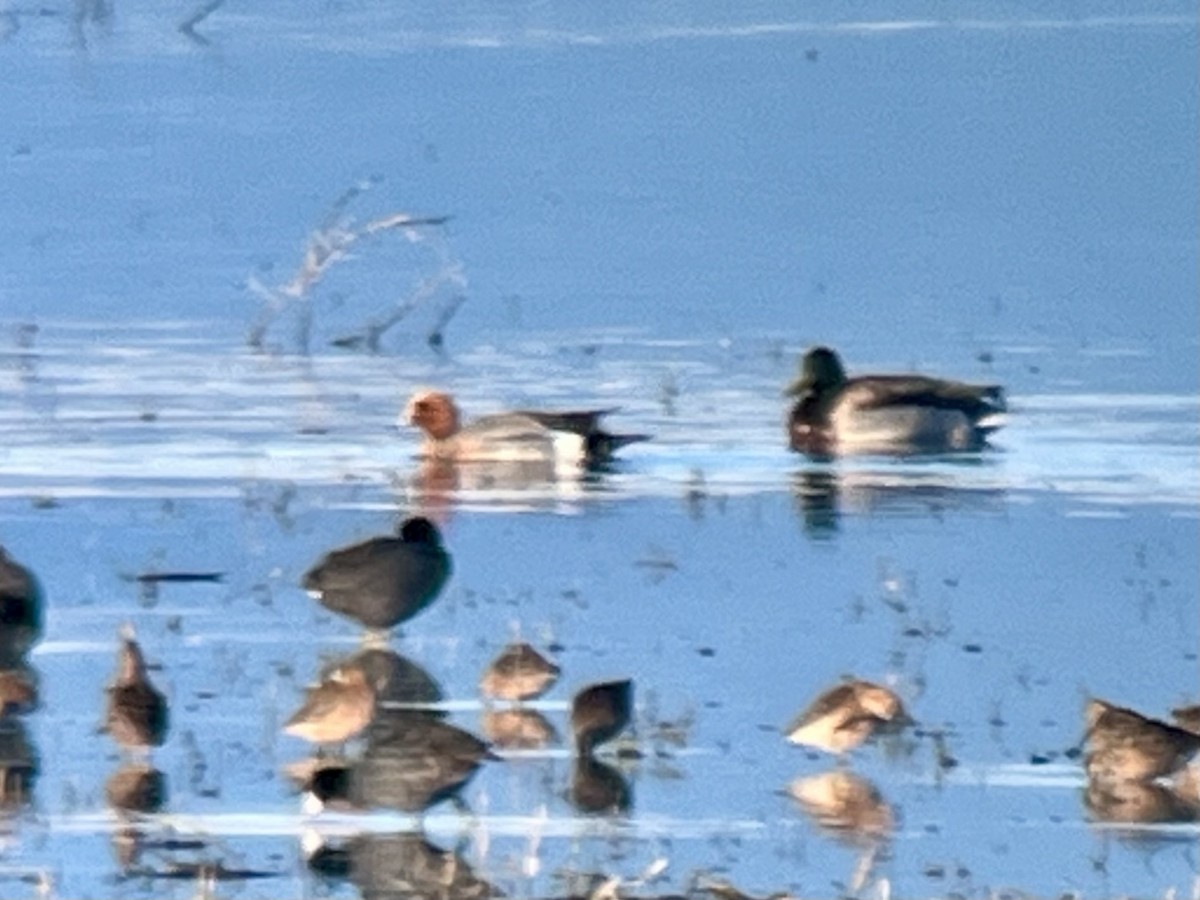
[246,178,457,353]
[178,0,224,44]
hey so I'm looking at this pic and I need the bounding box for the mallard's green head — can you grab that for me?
[784,346,848,396]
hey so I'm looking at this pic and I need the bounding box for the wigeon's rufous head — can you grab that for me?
[405,390,461,441]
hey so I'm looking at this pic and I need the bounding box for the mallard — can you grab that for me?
[404,390,649,467]
[284,665,377,745]
[479,642,561,702]
[785,679,908,755]
[571,679,634,756]
[303,516,451,633]
[784,346,1006,455]
[1083,698,1200,784]
[105,625,169,750]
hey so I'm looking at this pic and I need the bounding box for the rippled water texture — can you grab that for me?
[1,0,1198,897]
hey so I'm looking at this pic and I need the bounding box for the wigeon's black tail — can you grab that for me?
[585,431,651,464]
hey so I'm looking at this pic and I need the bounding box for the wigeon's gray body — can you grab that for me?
[785,347,1006,456]
[479,642,561,702]
[785,679,907,755]
[303,516,451,633]
[105,626,169,750]
[1084,698,1200,784]
[405,391,648,467]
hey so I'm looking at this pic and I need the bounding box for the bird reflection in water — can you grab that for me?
[1084,778,1199,829]
[0,718,38,812]
[301,709,495,814]
[791,469,1007,540]
[788,770,894,843]
[569,754,633,816]
[481,708,558,751]
[106,762,168,873]
[789,769,893,894]
[305,830,496,898]
[406,457,601,523]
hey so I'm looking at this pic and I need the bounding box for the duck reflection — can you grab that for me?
[1084,779,1200,827]
[106,763,168,814]
[787,770,894,843]
[301,710,495,814]
[480,708,558,751]
[305,830,496,899]
[791,469,1006,539]
[406,457,607,522]
[0,718,38,811]
[0,545,43,659]
[569,754,633,816]
[330,647,445,710]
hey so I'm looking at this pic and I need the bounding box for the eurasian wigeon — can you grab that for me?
[571,679,634,757]
[784,346,1006,456]
[479,641,561,702]
[1083,698,1200,784]
[785,679,908,755]
[303,516,451,633]
[404,390,649,467]
[105,625,169,750]
[284,665,377,745]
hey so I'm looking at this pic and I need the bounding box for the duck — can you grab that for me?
[479,642,561,702]
[0,546,43,657]
[571,679,634,757]
[104,625,169,750]
[304,710,496,813]
[284,665,377,745]
[1083,698,1200,784]
[785,679,908,755]
[784,346,1006,456]
[404,390,649,468]
[303,516,451,633]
